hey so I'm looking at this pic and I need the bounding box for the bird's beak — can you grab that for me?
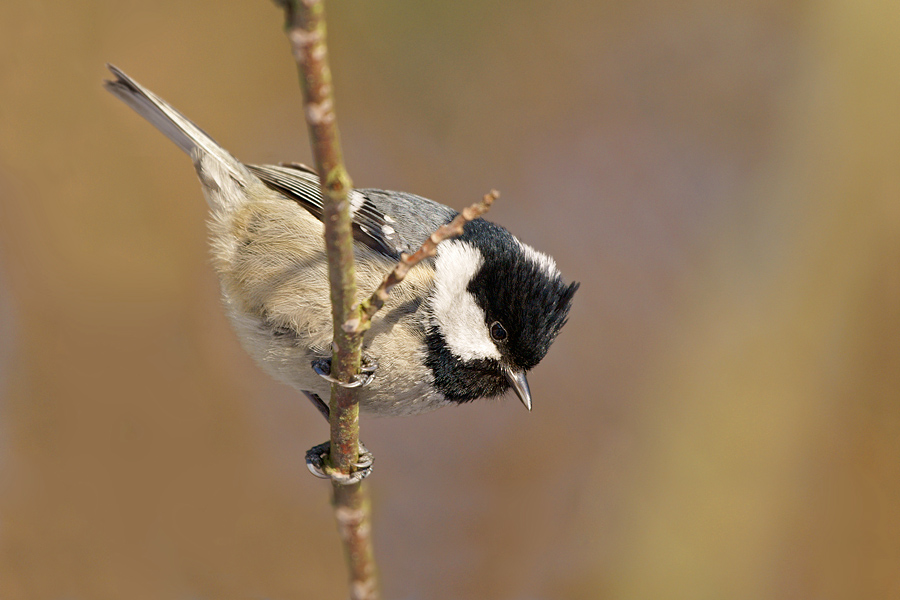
[503,366,532,411]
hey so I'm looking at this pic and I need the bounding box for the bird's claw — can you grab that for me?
[354,441,374,470]
[311,356,378,388]
[305,441,374,484]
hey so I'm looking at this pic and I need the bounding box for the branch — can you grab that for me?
[352,190,498,332]
[278,5,497,600]
[277,1,378,599]
[279,0,361,476]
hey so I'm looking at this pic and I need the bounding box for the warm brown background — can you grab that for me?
[1,1,898,599]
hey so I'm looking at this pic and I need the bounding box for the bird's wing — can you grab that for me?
[248,163,456,260]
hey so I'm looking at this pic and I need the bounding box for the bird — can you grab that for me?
[104,64,578,422]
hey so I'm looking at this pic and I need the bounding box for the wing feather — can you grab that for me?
[248,163,405,259]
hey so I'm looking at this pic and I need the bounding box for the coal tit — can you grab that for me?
[104,66,578,416]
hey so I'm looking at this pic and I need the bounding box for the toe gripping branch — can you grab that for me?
[305,441,374,485]
[304,357,377,484]
[312,357,377,388]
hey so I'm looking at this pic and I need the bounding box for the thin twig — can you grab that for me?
[277,4,497,599]
[351,190,499,333]
[278,1,378,599]
[280,0,362,476]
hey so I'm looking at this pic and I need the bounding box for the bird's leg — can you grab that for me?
[302,390,374,483]
[303,391,331,421]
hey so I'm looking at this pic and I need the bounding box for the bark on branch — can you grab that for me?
[276,3,496,599]
[277,1,377,599]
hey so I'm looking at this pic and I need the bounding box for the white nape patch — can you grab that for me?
[516,239,559,277]
[431,241,501,361]
[349,190,366,215]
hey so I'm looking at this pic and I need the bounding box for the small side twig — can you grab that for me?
[351,190,498,332]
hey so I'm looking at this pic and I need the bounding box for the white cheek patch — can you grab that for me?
[431,241,501,361]
[516,238,559,277]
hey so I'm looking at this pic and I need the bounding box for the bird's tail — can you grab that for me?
[104,65,252,191]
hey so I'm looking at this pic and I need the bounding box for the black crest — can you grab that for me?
[424,218,578,402]
[461,219,578,370]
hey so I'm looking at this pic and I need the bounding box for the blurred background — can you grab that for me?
[1,1,898,598]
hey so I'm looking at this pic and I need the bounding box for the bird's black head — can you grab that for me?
[425,218,578,407]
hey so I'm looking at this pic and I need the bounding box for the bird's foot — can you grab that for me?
[305,440,374,484]
[311,355,377,388]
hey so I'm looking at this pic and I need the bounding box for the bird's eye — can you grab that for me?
[490,321,508,342]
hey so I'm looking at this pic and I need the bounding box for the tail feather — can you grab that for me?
[103,64,249,185]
